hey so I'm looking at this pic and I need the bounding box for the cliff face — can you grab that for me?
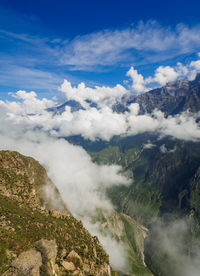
[0,150,67,212]
[0,150,115,276]
[93,210,153,276]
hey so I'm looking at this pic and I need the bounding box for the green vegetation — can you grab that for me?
[0,150,111,275]
[120,214,152,276]
[88,134,200,275]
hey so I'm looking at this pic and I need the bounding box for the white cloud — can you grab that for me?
[148,66,179,86]
[60,22,200,70]
[0,121,130,271]
[0,64,64,90]
[128,55,200,93]
[143,141,156,149]
[190,60,200,70]
[151,219,200,276]
[59,80,127,108]
[0,90,54,115]
[1,22,200,92]
[126,67,147,93]
[1,87,200,143]
[0,56,200,144]
[2,22,200,72]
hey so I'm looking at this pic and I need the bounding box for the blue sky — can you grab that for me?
[0,0,200,100]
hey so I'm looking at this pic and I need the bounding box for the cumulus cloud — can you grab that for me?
[1,86,200,142]
[126,67,147,93]
[190,59,200,70]
[127,55,200,93]
[6,90,54,114]
[147,65,179,86]
[59,80,127,108]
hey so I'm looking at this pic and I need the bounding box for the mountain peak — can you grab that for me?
[117,74,200,116]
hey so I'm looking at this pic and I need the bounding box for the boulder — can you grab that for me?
[62,260,76,271]
[35,239,57,264]
[66,250,83,268]
[12,248,42,276]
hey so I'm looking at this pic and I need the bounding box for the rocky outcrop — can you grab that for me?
[97,211,153,276]
[6,239,113,276]
[0,151,116,276]
[10,248,42,276]
[35,239,58,275]
[0,150,67,213]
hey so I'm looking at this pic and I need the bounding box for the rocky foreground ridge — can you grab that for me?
[0,150,117,276]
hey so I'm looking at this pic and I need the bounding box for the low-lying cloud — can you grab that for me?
[1,85,200,142]
[147,219,200,276]
[0,128,130,271]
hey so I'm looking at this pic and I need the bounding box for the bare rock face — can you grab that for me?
[8,240,59,276]
[0,150,67,213]
[35,239,58,276]
[11,248,42,276]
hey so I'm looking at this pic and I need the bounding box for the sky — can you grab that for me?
[0,0,200,100]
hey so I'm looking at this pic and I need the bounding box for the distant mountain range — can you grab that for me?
[48,73,200,117]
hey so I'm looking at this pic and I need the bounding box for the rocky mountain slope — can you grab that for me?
[114,73,200,115]
[0,150,116,276]
[93,210,153,276]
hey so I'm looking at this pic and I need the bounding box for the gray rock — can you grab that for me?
[35,239,58,276]
[35,239,57,264]
[12,248,42,276]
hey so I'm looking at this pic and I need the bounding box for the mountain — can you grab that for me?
[93,210,153,276]
[47,100,84,114]
[88,134,200,275]
[47,99,97,114]
[114,73,200,115]
[47,74,200,117]
[0,150,116,276]
[67,75,200,276]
